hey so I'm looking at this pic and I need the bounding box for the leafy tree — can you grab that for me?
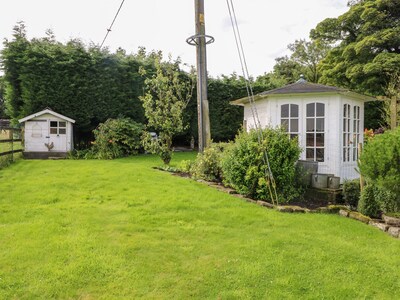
[271,39,330,84]
[311,0,400,96]
[139,54,194,164]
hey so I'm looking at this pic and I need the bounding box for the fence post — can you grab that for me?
[390,96,398,130]
[9,128,14,162]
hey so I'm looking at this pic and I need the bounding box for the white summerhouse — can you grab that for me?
[231,78,375,181]
[19,109,75,158]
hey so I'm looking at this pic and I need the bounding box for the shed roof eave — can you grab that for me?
[18,109,76,123]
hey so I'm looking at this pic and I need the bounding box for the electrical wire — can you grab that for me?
[100,0,126,49]
[226,0,279,205]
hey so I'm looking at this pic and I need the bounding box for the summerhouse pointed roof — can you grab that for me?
[18,108,75,123]
[230,77,375,105]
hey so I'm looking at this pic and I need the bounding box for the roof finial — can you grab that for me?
[297,74,307,83]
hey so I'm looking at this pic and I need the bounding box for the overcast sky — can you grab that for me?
[0,0,348,78]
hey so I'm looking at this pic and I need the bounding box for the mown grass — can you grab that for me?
[0,153,399,299]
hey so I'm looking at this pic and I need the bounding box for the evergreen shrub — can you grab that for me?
[359,127,400,212]
[358,184,380,218]
[221,128,302,203]
[190,143,228,181]
[342,179,360,208]
[92,118,144,159]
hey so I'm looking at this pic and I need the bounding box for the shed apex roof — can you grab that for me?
[18,109,76,123]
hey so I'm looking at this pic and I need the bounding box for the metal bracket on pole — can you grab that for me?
[186,34,215,46]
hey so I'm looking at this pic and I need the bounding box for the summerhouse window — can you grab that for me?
[50,121,66,135]
[343,104,351,162]
[280,104,299,139]
[352,105,360,161]
[306,103,325,162]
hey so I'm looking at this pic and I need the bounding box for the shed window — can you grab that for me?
[306,103,325,162]
[50,121,66,135]
[343,104,351,162]
[280,104,299,140]
[352,106,360,161]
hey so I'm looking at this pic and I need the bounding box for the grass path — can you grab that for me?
[0,153,399,299]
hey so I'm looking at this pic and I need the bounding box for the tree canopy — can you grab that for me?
[310,0,400,96]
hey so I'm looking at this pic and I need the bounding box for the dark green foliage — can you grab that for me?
[1,23,153,144]
[0,77,6,118]
[190,143,227,181]
[221,128,302,203]
[311,0,400,96]
[359,127,400,212]
[92,118,144,159]
[358,184,380,218]
[342,179,361,208]
[374,185,400,214]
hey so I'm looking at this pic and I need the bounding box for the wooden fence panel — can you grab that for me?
[0,127,23,164]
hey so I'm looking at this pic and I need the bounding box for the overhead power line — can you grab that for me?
[226,0,278,205]
[100,0,126,49]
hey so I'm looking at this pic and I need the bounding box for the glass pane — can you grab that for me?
[347,147,350,161]
[50,121,58,128]
[343,148,346,162]
[316,133,324,147]
[343,133,347,146]
[348,119,350,132]
[59,128,66,134]
[357,106,360,119]
[290,134,298,140]
[307,118,315,132]
[290,119,298,133]
[306,148,314,160]
[353,148,356,161]
[316,148,324,162]
[353,106,357,119]
[316,103,324,117]
[316,118,324,132]
[343,119,346,131]
[343,104,347,117]
[50,128,57,134]
[353,120,357,133]
[281,119,289,131]
[281,104,289,118]
[307,103,315,117]
[306,133,314,147]
[291,104,299,118]
[59,121,66,128]
[357,121,360,132]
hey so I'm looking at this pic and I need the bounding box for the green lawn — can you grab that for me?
[0,153,399,299]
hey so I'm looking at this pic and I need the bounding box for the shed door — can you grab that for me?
[25,120,48,151]
[49,120,67,151]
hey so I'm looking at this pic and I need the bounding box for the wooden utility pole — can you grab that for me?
[187,0,214,152]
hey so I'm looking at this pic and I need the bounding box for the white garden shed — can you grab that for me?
[19,109,75,158]
[231,78,375,181]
